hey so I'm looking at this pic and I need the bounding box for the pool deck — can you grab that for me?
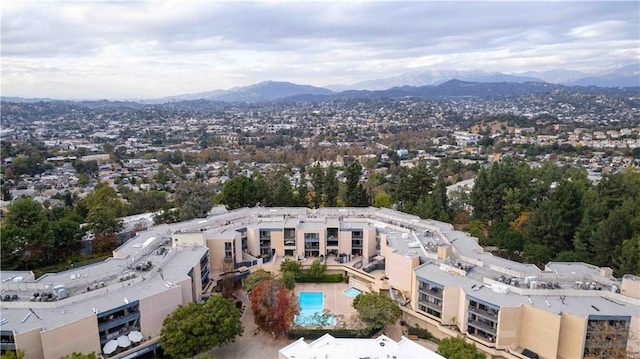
[293,282,359,328]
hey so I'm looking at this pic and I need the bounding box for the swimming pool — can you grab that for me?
[344,287,363,298]
[295,292,335,327]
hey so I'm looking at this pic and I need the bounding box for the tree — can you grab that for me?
[614,236,640,276]
[264,171,295,207]
[282,271,296,290]
[48,213,86,259]
[295,172,309,207]
[373,191,392,208]
[84,184,127,217]
[522,242,551,267]
[174,181,217,219]
[280,259,302,277]
[218,176,257,210]
[1,197,88,269]
[352,292,401,329]
[153,208,181,225]
[1,198,51,269]
[344,161,369,207]
[125,190,167,215]
[437,336,486,359]
[470,159,532,224]
[309,164,324,208]
[160,295,243,358]
[307,259,326,279]
[86,205,123,237]
[324,165,339,207]
[243,269,273,293]
[250,279,299,337]
[393,161,433,213]
[4,197,46,228]
[280,259,302,289]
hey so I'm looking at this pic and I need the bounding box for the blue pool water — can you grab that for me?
[344,287,362,298]
[295,292,335,327]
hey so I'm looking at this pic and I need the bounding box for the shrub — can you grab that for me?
[407,325,434,340]
[295,274,344,283]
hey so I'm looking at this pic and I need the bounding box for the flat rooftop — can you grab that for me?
[415,263,639,318]
[0,242,207,334]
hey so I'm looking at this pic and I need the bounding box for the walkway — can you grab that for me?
[208,289,295,359]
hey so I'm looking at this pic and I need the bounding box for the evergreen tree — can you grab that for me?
[160,295,243,358]
[309,164,325,208]
[324,165,339,207]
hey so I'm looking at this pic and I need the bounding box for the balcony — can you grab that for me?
[467,319,497,335]
[418,299,442,311]
[98,312,141,332]
[467,326,496,343]
[418,304,442,319]
[419,287,443,299]
[0,343,16,351]
[284,229,296,240]
[327,236,339,247]
[468,306,499,320]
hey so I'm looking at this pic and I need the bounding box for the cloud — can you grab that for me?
[1,1,638,98]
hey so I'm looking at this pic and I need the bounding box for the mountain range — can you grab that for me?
[148,81,332,104]
[145,64,638,103]
[330,64,639,91]
[3,65,638,104]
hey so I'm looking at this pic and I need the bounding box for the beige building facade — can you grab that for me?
[2,206,639,359]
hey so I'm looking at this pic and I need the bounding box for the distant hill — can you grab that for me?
[1,96,58,103]
[330,70,545,91]
[515,69,588,84]
[564,64,640,88]
[284,80,563,102]
[330,65,640,90]
[153,81,333,103]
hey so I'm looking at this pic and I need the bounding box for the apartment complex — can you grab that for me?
[1,206,638,359]
[0,227,210,359]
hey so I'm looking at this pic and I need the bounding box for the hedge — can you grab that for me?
[295,274,344,283]
[407,325,435,341]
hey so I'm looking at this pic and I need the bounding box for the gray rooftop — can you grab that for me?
[0,247,207,334]
[414,263,639,318]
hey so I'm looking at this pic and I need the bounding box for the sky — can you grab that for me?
[1,1,639,99]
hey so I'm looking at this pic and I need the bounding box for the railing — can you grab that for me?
[468,306,499,320]
[467,319,497,335]
[419,287,443,299]
[98,312,140,332]
[0,343,16,351]
[418,299,442,311]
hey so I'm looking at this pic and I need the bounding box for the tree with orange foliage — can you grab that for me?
[250,279,299,337]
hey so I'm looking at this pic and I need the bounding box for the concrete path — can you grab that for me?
[209,290,295,359]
